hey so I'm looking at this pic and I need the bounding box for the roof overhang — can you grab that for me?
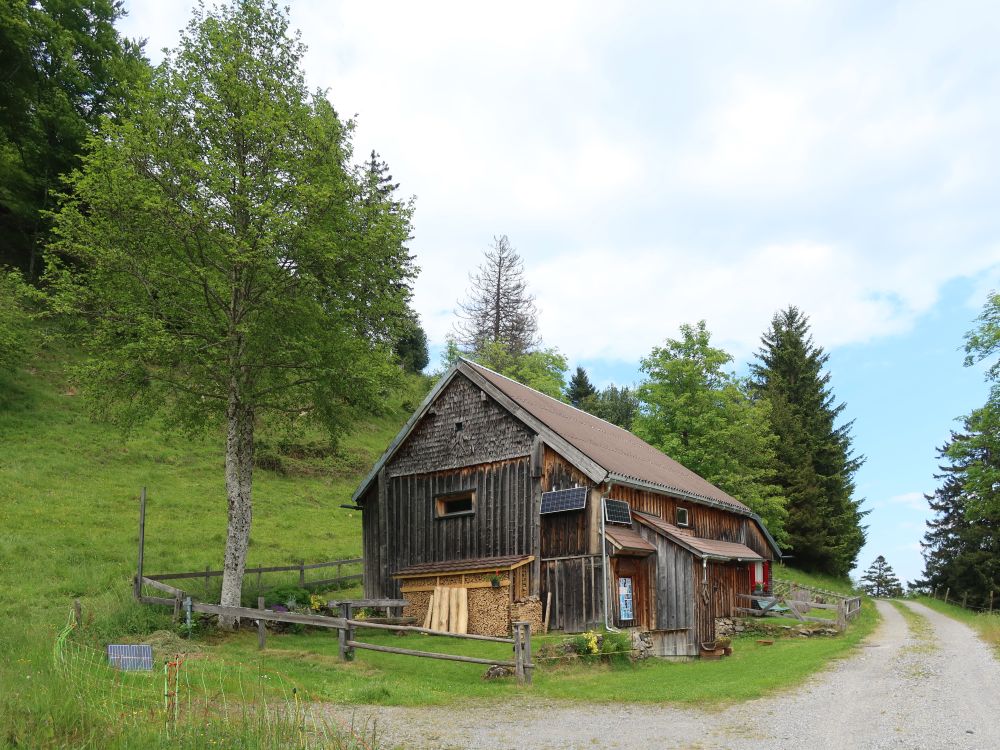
[607,472,782,559]
[633,511,765,563]
[604,526,657,556]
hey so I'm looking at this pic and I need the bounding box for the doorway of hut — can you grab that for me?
[610,555,653,630]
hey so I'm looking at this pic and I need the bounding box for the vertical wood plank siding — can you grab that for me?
[693,560,748,646]
[367,458,534,598]
[607,485,773,560]
[540,555,603,632]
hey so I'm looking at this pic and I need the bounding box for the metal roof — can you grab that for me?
[634,511,764,562]
[604,526,657,556]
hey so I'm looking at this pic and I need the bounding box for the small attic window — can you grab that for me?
[455,421,463,432]
[436,490,475,518]
[676,507,690,528]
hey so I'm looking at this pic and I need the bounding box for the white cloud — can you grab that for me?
[118,0,1000,361]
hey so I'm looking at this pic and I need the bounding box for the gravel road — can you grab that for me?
[328,600,1000,750]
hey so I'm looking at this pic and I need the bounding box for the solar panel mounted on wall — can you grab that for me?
[603,498,633,525]
[540,486,588,514]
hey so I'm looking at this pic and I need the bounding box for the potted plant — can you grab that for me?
[490,570,502,588]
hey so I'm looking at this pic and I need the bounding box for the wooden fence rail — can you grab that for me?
[136,577,533,684]
[735,592,862,633]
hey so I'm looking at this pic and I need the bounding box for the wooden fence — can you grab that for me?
[141,558,364,598]
[135,577,534,683]
[735,580,863,633]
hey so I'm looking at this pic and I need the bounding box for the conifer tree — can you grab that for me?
[860,555,903,598]
[920,421,1000,609]
[751,307,866,577]
[581,385,640,431]
[566,366,597,407]
[637,321,788,543]
[454,236,538,356]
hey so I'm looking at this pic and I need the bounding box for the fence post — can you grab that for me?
[299,560,306,587]
[837,600,847,633]
[134,487,147,600]
[205,566,211,600]
[513,621,525,683]
[257,597,266,650]
[990,590,994,615]
[73,599,82,628]
[172,591,182,623]
[933,586,938,600]
[339,602,354,662]
[944,587,950,605]
[523,622,532,685]
[962,592,968,610]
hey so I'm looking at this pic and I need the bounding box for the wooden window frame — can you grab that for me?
[434,489,476,519]
[676,506,690,527]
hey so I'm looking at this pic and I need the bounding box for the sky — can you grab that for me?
[118,1,1000,584]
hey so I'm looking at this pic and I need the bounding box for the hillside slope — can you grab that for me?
[0,347,423,741]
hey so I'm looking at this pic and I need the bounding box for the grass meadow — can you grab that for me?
[1,347,879,747]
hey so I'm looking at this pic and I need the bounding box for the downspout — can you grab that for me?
[600,483,620,632]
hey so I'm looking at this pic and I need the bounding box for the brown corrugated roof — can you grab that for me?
[604,526,657,556]
[634,511,763,561]
[466,361,750,512]
[392,554,533,578]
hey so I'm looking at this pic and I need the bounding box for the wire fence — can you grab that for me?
[53,612,377,749]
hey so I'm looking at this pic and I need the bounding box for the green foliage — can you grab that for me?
[394,311,429,373]
[0,268,36,373]
[469,340,569,399]
[751,307,866,576]
[580,384,639,430]
[920,415,1000,608]
[859,555,903,598]
[565,366,596,407]
[0,0,145,279]
[635,321,788,544]
[47,0,415,438]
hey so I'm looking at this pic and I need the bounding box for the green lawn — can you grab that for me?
[0,348,879,747]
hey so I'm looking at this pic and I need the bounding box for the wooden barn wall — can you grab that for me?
[693,560,748,646]
[540,555,603,632]
[636,525,695,633]
[610,554,656,631]
[360,484,381,598]
[607,485,774,560]
[539,448,597,558]
[372,458,534,598]
[388,374,533,477]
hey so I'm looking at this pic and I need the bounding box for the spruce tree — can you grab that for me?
[921,421,1000,609]
[860,555,903,598]
[566,366,597,407]
[454,235,538,356]
[751,307,867,577]
[581,385,640,431]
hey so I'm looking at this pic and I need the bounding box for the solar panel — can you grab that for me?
[603,498,633,525]
[540,486,588,514]
[107,644,153,671]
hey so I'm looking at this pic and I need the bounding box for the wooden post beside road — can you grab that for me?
[990,590,994,615]
[944,587,950,605]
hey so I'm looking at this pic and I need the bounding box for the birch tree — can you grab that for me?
[47,0,415,626]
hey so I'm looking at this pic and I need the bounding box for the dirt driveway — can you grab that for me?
[327,601,1000,750]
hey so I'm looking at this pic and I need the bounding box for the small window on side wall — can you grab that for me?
[435,490,475,518]
[676,507,690,527]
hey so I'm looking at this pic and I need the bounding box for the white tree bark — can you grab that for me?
[218,392,255,629]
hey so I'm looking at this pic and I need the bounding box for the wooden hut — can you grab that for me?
[351,359,781,656]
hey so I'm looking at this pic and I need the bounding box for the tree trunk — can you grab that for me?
[218,394,255,629]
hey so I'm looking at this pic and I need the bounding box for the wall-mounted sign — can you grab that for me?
[618,576,634,621]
